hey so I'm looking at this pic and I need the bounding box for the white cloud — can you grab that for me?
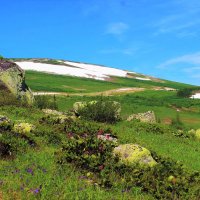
[157,52,200,69]
[152,0,200,37]
[106,22,129,35]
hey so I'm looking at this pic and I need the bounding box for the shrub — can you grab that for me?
[0,130,34,157]
[58,120,117,172]
[75,98,121,123]
[171,113,184,130]
[177,87,200,98]
[34,95,58,110]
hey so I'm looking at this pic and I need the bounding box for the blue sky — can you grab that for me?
[1,0,200,85]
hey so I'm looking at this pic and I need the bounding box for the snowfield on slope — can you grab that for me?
[15,61,130,80]
[190,93,200,99]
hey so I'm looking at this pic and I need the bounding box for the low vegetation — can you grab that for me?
[177,87,200,98]
[1,65,200,199]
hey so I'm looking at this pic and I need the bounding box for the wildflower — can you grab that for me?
[97,129,104,135]
[105,134,110,139]
[26,168,34,175]
[67,132,73,138]
[33,188,40,194]
[98,165,104,170]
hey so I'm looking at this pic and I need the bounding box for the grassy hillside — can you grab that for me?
[25,70,192,94]
[1,69,200,199]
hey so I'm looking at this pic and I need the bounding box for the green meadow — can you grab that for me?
[1,71,200,199]
[25,70,192,93]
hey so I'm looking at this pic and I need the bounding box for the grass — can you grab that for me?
[25,71,120,93]
[112,121,200,171]
[0,106,154,200]
[54,90,200,128]
[25,71,193,94]
[1,70,200,199]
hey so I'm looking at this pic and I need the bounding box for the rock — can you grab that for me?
[113,144,157,167]
[97,133,118,143]
[42,109,76,123]
[13,123,35,134]
[42,109,64,116]
[127,111,156,123]
[0,59,34,104]
[192,129,200,140]
[0,115,12,130]
[73,102,87,115]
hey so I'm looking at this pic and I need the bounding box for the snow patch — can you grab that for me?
[190,93,200,99]
[15,61,129,80]
[135,77,151,81]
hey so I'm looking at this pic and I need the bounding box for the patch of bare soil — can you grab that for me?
[33,87,145,97]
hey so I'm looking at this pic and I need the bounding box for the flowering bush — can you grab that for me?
[58,120,117,173]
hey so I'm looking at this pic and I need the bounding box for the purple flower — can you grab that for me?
[33,188,40,194]
[31,185,42,194]
[20,186,24,191]
[26,168,34,175]
[14,168,20,174]
[42,168,47,173]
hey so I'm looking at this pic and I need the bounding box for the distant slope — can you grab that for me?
[10,58,194,94]
[25,70,192,94]
[12,58,154,81]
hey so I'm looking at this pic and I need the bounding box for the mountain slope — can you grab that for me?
[10,58,193,95]
[12,58,155,81]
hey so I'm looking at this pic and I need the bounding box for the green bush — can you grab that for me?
[77,98,121,123]
[0,130,34,157]
[34,95,58,110]
[177,87,200,98]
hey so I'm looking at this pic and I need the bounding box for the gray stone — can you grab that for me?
[127,111,156,123]
[0,59,34,104]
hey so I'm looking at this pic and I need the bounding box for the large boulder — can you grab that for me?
[0,59,34,104]
[127,111,156,123]
[113,144,157,167]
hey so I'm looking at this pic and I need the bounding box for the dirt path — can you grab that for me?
[33,87,145,97]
